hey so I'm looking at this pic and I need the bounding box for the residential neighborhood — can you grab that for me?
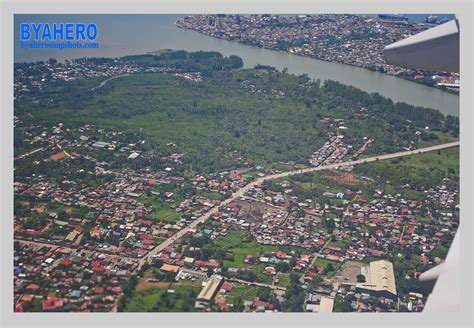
[14,114,459,312]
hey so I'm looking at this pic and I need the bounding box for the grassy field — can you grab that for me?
[125,281,200,312]
[417,130,457,148]
[290,146,459,206]
[312,225,328,234]
[416,216,434,224]
[275,273,291,288]
[213,229,309,269]
[125,287,166,312]
[254,263,274,284]
[225,284,271,304]
[313,258,339,269]
[400,147,459,172]
[196,190,225,201]
[151,207,181,223]
[137,195,182,223]
[355,147,459,194]
[431,243,449,259]
[328,240,349,248]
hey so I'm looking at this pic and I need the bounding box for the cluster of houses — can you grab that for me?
[14,121,266,312]
[14,59,138,100]
[181,164,458,310]
[215,201,329,250]
[15,121,241,255]
[14,241,139,312]
[309,135,349,167]
[14,56,185,100]
[308,131,375,170]
[154,242,221,274]
[14,120,147,162]
[237,79,286,98]
[174,72,203,82]
[195,274,285,312]
[14,117,458,312]
[192,169,250,197]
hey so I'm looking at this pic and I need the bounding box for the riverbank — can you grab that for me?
[175,13,459,95]
[176,23,458,95]
[14,15,459,115]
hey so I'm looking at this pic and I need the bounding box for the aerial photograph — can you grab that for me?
[13,14,460,313]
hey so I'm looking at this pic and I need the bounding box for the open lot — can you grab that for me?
[136,280,172,292]
[321,171,370,186]
[225,283,272,305]
[332,261,368,285]
[213,228,309,269]
[275,272,291,288]
[125,280,200,312]
[328,240,350,249]
[314,258,340,270]
[235,199,286,224]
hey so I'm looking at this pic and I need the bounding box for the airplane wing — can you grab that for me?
[383,19,459,73]
[383,18,460,312]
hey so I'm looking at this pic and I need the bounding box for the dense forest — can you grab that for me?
[15,50,459,174]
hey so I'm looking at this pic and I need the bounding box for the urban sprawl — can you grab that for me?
[14,118,459,312]
[13,16,460,313]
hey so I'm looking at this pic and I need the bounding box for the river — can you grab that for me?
[14,14,459,116]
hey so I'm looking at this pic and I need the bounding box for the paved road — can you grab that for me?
[15,238,66,250]
[310,239,332,267]
[227,277,287,291]
[136,141,459,271]
[15,147,44,160]
[14,238,136,261]
[92,74,130,91]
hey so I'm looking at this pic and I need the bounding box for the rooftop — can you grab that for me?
[356,259,397,297]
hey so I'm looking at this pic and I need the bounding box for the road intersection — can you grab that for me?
[136,141,460,271]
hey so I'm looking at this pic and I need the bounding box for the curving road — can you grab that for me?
[92,74,130,91]
[136,141,459,271]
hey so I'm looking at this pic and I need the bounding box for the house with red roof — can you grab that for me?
[221,282,234,293]
[49,152,67,161]
[275,251,287,259]
[42,296,63,311]
[220,180,228,189]
[147,179,158,186]
[25,283,40,291]
[59,258,72,266]
[229,171,241,180]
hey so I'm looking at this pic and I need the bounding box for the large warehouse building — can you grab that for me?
[195,275,224,309]
[355,260,397,301]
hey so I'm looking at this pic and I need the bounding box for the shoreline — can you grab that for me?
[175,23,459,96]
